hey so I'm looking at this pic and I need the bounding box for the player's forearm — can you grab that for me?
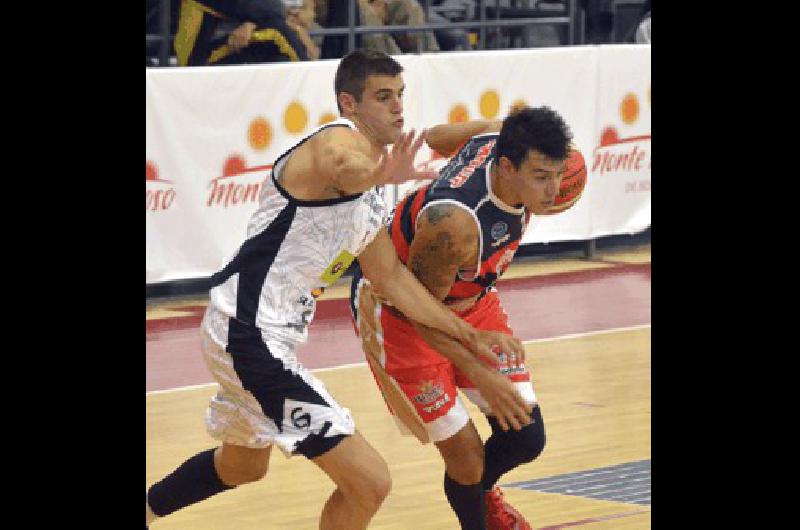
[376,264,477,347]
[412,321,488,380]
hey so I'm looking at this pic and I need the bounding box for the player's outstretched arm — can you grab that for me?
[426,119,502,157]
[314,127,437,196]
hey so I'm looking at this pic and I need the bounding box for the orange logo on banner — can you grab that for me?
[285,101,309,134]
[592,89,651,181]
[318,112,337,126]
[479,90,500,119]
[146,160,176,212]
[620,93,640,125]
[448,104,469,123]
[248,117,272,151]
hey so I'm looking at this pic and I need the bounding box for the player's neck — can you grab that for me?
[346,114,385,155]
[489,160,522,209]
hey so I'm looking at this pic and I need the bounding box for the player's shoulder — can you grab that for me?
[315,121,362,143]
[416,201,477,235]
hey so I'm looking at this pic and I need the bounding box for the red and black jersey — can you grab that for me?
[389,133,531,300]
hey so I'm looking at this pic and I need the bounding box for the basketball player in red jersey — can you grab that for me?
[350,106,579,530]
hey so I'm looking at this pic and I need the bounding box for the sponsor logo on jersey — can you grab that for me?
[491,221,508,240]
[320,250,355,285]
[448,141,495,188]
[491,234,511,247]
[311,287,326,299]
[413,380,446,405]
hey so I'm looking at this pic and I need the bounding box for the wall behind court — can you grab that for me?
[146,45,650,284]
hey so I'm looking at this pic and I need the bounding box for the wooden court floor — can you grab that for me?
[147,245,651,529]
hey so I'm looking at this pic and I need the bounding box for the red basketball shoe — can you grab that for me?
[485,486,532,530]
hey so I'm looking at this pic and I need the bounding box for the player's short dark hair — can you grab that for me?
[496,106,573,168]
[335,50,403,113]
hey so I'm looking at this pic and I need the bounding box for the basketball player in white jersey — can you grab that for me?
[146,50,532,530]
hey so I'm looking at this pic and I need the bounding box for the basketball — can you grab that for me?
[545,148,587,215]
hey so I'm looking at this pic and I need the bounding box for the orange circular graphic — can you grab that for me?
[284,101,309,134]
[600,126,619,147]
[620,93,640,124]
[318,112,338,126]
[223,154,247,177]
[509,99,528,115]
[479,90,500,119]
[248,117,272,151]
[146,160,158,181]
[448,104,470,124]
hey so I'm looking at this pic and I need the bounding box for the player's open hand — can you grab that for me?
[377,129,439,185]
[471,368,534,431]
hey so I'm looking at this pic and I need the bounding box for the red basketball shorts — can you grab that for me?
[352,280,536,443]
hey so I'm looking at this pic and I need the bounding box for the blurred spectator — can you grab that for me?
[426,0,472,51]
[385,0,440,53]
[321,0,401,58]
[633,0,650,43]
[320,0,460,58]
[284,0,321,59]
[579,0,615,44]
[173,0,309,65]
[358,0,404,54]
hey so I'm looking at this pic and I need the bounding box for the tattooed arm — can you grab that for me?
[357,229,523,363]
[406,203,532,431]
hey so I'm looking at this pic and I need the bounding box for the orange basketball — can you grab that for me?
[545,148,587,215]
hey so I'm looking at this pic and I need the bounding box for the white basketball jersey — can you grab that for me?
[206,118,387,344]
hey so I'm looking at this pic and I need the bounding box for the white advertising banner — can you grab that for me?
[588,45,651,237]
[146,46,650,284]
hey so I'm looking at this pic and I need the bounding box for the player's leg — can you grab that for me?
[352,273,489,529]
[146,443,271,525]
[482,406,545,491]
[147,319,279,526]
[456,292,543,529]
[312,431,392,530]
[434,421,488,530]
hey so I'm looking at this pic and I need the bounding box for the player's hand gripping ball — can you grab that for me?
[544,148,587,215]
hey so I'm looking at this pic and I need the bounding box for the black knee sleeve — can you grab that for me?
[482,406,546,490]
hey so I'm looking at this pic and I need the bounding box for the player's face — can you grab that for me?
[354,74,405,145]
[512,150,566,214]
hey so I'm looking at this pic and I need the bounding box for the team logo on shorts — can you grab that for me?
[413,380,445,405]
